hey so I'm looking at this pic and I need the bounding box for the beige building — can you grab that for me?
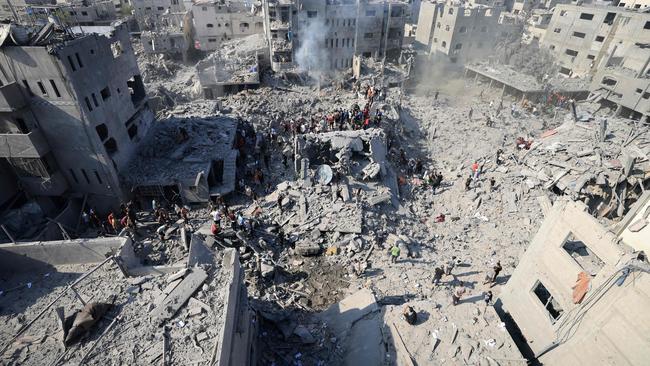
[262,0,410,73]
[541,4,650,121]
[191,0,264,52]
[415,0,520,64]
[498,196,650,364]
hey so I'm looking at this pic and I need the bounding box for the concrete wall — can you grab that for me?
[414,1,438,49]
[0,237,130,274]
[0,159,18,207]
[499,201,625,356]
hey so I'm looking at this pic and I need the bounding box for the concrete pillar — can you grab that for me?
[300,158,309,180]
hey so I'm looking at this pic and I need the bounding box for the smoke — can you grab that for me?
[294,18,329,76]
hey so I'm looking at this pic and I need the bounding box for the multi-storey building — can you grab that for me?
[262,0,410,73]
[415,0,520,64]
[132,0,186,28]
[191,0,264,52]
[612,0,650,9]
[1,0,118,26]
[540,4,650,121]
[0,22,154,213]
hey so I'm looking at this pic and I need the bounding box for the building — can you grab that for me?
[498,196,650,364]
[415,0,520,64]
[191,0,265,52]
[262,0,410,73]
[1,0,119,26]
[524,8,553,43]
[540,4,650,121]
[132,0,186,30]
[612,0,650,9]
[0,22,154,213]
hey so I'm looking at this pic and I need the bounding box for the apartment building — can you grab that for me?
[262,0,410,73]
[415,1,519,64]
[541,4,650,121]
[612,0,650,9]
[1,0,118,25]
[0,22,154,213]
[132,0,186,26]
[191,0,264,52]
[498,197,650,364]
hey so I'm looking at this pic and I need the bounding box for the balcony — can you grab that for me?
[0,129,51,158]
[0,82,27,112]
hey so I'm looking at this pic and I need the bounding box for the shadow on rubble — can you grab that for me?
[0,250,63,317]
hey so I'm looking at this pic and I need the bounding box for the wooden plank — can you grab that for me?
[151,268,208,322]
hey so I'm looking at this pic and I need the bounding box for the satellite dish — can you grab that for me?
[316,164,333,185]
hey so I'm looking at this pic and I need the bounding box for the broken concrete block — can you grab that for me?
[295,242,320,256]
[260,263,275,278]
[368,193,392,206]
[151,268,208,323]
[293,325,315,344]
[196,332,209,342]
[167,268,189,283]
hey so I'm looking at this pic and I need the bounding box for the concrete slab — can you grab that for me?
[318,288,378,337]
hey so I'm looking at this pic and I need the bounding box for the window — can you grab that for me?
[643,92,650,99]
[21,80,33,96]
[75,53,83,68]
[565,49,578,57]
[145,7,151,10]
[579,13,594,20]
[595,35,604,42]
[459,26,467,33]
[636,88,643,94]
[601,76,617,86]
[533,281,564,322]
[441,41,446,48]
[572,31,585,38]
[91,93,99,107]
[560,10,567,16]
[104,138,118,155]
[69,169,79,184]
[208,38,217,43]
[562,234,604,275]
[94,171,103,184]
[553,28,561,33]
[445,25,450,31]
[454,43,462,50]
[81,168,91,184]
[604,12,616,24]
[85,97,93,111]
[37,81,47,96]
[81,11,88,16]
[307,11,317,18]
[201,6,207,11]
[100,87,111,100]
[559,67,571,75]
[433,37,437,43]
[157,6,164,10]
[67,55,76,71]
[437,22,441,28]
[49,80,61,97]
[365,10,376,16]
[364,32,373,39]
[128,124,138,139]
[587,54,595,60]
[240,22,249,28]
[95,124,108,141]
[448,8,454,14]
[207,23,214,28]
[645,21,650,30]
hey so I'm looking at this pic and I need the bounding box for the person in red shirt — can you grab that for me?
[471,161,480,180]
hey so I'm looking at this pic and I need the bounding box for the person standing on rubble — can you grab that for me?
[390,243,401,264]
[484,261,503,286]
[433,266,444,286]
[452,281,466,306]
[468,108,473,121]
[484,290,493,307]
[434,90,439,100]
[445,256,457,276]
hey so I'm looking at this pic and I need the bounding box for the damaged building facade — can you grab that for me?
[0,22,154,213]
[262,0,410,72]
[191,0,264,52]
[415,0,520,64]
[541,4,650,121]
[1,0,119,26]
[498,196,650,364]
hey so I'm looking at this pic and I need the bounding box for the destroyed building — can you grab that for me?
[415,0,520,64]
[262,0,410,72]
[0,235,257,365]
[498,196,650,365]
[191,0,265,52]
[123,114,238,206]
[196,33,268,98]
[3,0,120,27]
[0,22,153,214]
[132,0,187,29]
[540,4,650,121]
